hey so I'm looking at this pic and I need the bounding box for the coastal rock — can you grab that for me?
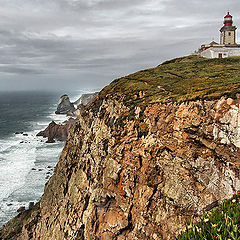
[46,137,55,143]
[28,202,34,210]
[74,92,98,107]
[36,120,74,141]
[15,132,23,135]
[17,207,25,213]
[55,94,75,115]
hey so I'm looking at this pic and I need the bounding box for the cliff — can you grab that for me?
[1,55,240,240]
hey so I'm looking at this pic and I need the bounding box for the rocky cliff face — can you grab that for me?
[1,56,240,240]
[74,92,99,107]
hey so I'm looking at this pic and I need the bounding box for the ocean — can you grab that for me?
[0,90,86,226]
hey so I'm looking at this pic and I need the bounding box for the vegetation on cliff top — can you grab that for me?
[97,55,240,109]
[177,192,240,240]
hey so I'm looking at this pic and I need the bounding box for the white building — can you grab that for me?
[198,12,240,58]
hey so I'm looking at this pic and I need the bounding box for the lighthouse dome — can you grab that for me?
[224,12,233,26]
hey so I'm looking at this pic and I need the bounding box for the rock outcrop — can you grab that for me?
[55,94,75,114]
[74,92,99,107]
[1,56,240,240]
[37,120,74,142]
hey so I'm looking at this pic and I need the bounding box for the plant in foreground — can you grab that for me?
[177,191,240,240]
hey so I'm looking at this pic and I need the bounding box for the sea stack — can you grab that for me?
[55,94,75,115]
[36,120,73,142]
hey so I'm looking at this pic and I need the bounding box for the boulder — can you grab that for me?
[28,202,34,210]
[17,206,25,213]
[46,137,55,143]
[15,132,24,135]
[55,94,75,115]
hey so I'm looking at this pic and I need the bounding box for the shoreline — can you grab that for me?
[0,89,99,226]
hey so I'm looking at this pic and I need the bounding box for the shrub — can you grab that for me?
[177,192,240,240]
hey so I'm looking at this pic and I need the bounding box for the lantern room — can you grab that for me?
[224,12,233,26]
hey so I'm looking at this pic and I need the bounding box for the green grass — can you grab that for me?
[94,55,240,110]
[177,192,240,240]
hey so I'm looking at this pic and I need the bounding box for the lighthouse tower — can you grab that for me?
[220,12,237,45]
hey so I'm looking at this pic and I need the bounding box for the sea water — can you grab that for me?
[0,90,92,226]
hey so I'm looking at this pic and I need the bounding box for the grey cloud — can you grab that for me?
[0,66,44,75]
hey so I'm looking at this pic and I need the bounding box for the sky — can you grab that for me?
[0,0,239,92]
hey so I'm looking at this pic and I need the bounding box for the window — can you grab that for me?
[229,32,231,36]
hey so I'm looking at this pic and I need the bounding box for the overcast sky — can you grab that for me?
[0,0,239,91]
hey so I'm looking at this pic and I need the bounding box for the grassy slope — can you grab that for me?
[97,55,240,109]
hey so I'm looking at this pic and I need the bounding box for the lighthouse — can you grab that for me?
[197,12,240,58]
[220,12,237,45]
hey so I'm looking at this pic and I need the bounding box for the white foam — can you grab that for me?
[0,148,35,200]
[49,113,69,124]
[0,139,19,153]
[36,121,51,126]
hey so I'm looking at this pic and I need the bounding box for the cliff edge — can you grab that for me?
[1,55,240,240]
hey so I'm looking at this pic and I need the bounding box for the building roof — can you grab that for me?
[209,41,219,45]
[224,12,232,18]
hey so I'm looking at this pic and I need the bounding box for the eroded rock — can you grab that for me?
[37,120,74,141]
[55,94,75,115]
[1,97,240,240]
